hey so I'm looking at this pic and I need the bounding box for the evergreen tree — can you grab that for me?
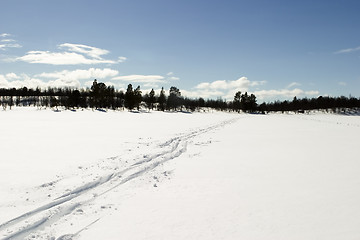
[67,89,81,109]
[233,91,241,112]
[134,85,142,110]
[167,86,182,111]
[90,79,99,108]
[148,88,155,110]
[90,79,108,109]
[158,87,166,111]
[106,85,115,109]
[124,84,135,110]
[249,93,257,112]
[198,97,205,108]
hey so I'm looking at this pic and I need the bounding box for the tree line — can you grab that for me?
[258,96,360,113]
[0,79,359,113]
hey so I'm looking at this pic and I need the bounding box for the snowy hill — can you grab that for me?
[0,108,359,240]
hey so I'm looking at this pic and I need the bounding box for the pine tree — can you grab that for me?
[134,85,142,110]
[167,86,182,111]
[158,87,166,111]
[249,93,257,112]
[124,84,135,110]
[148,88,155,110]
[233,91,241,112]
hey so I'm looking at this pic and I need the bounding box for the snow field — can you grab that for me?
[0,108,359,239]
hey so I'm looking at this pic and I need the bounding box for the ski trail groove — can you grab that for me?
[0,117,238,240]
[56,218,100,240]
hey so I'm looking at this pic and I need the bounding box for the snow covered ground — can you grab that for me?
[0,108,359,240]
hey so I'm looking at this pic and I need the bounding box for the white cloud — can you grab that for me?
[17,50,115,65]
[338,81,347,86]
[168,76,179,81]
[0,74,7,85]
[16,43,125,65]
[112,75,166,83]
[59,43,109,59]
[117,56,127,63]
[287,82,301,89]
[195,77,255,91]
[182,77,260,100]
[254,89,319,101]
[37,68,119,81]
[0,34,22,50]
[165,72,180,81]
[0,68,119,89]
[5,73,21,80]
[181,89,225,99]
[0,33,11,38]
[334,46,360,54]
[1,69,171,90]
[193,77,265,98]
[0,42,22,50]
[143,83,160,88]
[0,43,22,49]
[1,39,15,43]
[0,73,65,89]
[305,90,320,95]
[182,77,319,102]
[250,80,267,87]
[112,75,167,89]
[47,79,81,88]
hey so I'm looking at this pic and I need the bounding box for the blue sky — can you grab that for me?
[1,0,359,102]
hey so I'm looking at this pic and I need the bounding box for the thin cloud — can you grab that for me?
[0,43,22,49]
[168,76,179,81]
[143,83,160,88]
[17,51,115,65]
[165,72,179,81]
[181,89,225,99]
[37,68,119,81]
[334,46,360,54]
[182,77,319,102]
[112,75,166,83]
[59,43,109,59]
[1,39,15,43]
[118,56,127,63]
[16,43,125,65]
[0,33,11,38]
[0,68,119,89]
[195,77,264,92]
[0,73,79,89]
[287,82,301,89]
[1,69,170,90]
[254,89,319,101]
[0,34,22,50]
[338,81,347,86]
[5,73,21,80]
[182,77,266,100]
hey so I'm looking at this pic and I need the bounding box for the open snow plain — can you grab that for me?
[0,108,359,240]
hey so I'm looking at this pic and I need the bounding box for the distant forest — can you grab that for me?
[0,80,359,113]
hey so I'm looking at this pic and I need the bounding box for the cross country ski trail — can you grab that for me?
[0,117,238,240]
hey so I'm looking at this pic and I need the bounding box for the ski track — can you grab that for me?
[0,117,238,240]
